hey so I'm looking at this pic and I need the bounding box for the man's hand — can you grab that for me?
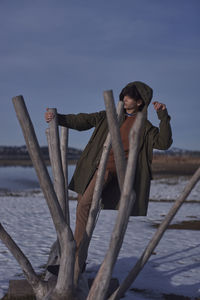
[45,108,55,123]
[152,101,166,112]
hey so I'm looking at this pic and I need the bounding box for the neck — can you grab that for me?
[125,109,138,115]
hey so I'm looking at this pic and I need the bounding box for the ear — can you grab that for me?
[137,99,143,107]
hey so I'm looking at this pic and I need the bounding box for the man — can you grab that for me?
[45,81,172,273]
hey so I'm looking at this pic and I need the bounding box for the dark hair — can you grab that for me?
[119,84,145,111]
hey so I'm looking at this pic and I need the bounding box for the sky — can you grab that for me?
[0,0,200,150]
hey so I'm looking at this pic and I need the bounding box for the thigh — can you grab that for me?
[77,171,98,207]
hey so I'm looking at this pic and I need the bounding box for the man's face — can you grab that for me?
[123,95,140,113]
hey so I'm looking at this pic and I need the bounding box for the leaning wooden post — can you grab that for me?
[12,96,76,299]
[12,98,65,233]
[46,108,69,224]
[109,165,200,300]
[86,101,124,239]
[0,223,47,298]
[60,127,69,187]
[74,101,124,283]
[87,110,146,300]
[60,126,70,224]
[103,90,126,191]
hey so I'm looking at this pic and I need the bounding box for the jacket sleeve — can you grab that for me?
[149,109,173,150]
[57,110,106,131]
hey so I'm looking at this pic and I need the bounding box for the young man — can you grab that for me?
[45,81,172,272]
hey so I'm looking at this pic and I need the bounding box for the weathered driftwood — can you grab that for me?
[45,128,61,274]
[109,164,200,300]
[60,126,69,187]
[1,93,198,300]
[87,98,146,299]
[45,116,70,272]
[103,90,126,191]
[46,108,68,223]
[45,115,70,280]
[74,101,124,284]
[60,126,70,222]
[86,100,124,241]
[1,96,77,300]
[0,223,48,297]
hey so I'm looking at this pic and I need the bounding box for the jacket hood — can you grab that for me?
[122,81,153,107]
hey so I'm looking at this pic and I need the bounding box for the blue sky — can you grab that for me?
[0,0,199,150]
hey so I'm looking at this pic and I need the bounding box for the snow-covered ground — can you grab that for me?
[0,167,200,299]
[0,194,200,298]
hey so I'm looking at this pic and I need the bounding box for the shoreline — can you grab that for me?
[0,157,199,176]
[0,159,77,167]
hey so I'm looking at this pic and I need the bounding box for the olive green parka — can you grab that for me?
[58,82,172,216]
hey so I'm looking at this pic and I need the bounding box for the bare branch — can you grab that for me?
[87,111,146,300]
[87,100,124,239]
[54,226,76,295]
[0,223,40,288]
[104,90,126,191]
[109,165,200,300]
[12,96,77,299]
[47,108,69,224]
[74,101,124,284]
[60,127,69,188]
[46,113,75,292]
[60,126,70,224]
[12,96,65,243]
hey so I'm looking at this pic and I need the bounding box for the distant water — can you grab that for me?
[0,165,76,192]
[0,166,199,201]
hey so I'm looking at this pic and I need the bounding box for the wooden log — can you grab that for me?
[12,97,65,242]
[12,96,76,298]
[87,101,124,239]
[60,126,70,223]
[87,109,145,299]
[60,127,69,188]
[46,108,69,224]
[0,223,42,291]
[109,164,200,300]
[103,90,126,191]
[74,101,124,284]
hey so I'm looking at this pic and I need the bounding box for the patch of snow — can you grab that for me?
[0,196,200,299]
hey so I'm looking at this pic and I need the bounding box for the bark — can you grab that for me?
[46,108,68,224]
[87,108,145,299]
[11,96,77,299]
[86,100,124,239]
[60,126,69,188]
[74,101,124,284]
[12,96,65,240]
[60,126,69,223]
[0,223,40,288]
[108,166,200,300]
[103,90,126,191]
[45,124,70,277]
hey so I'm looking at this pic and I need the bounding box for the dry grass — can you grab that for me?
[152,155,200,175]
[152,220,200,230]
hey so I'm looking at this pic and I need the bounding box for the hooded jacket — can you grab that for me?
[58,81,172,216]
